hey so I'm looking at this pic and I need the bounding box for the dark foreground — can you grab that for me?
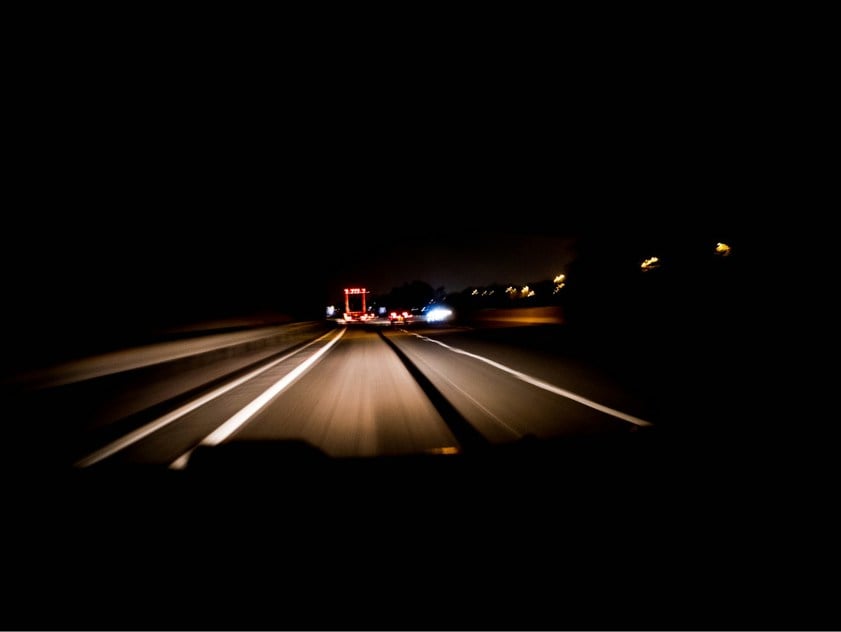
[6,425,838,631]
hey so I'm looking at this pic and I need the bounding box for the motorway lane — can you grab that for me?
[5,321,332,468]
[70,321,657,470]
[399,325,659,421]
[89,326,458,466]
[87,327,349,467]
[75,321,330,433]
[223,327,458,457]
[383,326,650,442]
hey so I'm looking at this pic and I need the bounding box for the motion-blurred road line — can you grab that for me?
[412,333,653,428]
[75,328,344,468]
[199,327,346,446]
[170,326,347,470]
[11,322,316,390]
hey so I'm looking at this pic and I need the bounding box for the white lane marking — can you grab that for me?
[74,329,343,468]
[411,333,653,428]
[196,326,346,447]
[169,452,191,470]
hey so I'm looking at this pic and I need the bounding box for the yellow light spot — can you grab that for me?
[553,274,566,284]
[641,256,661,272]
[426,446,460,455]
[715,242,732,256]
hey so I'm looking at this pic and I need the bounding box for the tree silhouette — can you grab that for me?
[385,280,436,309]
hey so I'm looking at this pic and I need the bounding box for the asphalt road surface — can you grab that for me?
[4,319,837,631]
[8,321,659,470]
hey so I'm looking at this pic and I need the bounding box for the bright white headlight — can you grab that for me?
[426,307,453,322]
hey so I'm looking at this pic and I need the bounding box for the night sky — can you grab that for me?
[327,230,579,297]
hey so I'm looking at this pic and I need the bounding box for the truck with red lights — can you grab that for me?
[343,288,373,321]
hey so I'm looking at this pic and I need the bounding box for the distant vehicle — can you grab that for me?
[422,304,454,323]
[388,309,413,325]
[343,288,373,321]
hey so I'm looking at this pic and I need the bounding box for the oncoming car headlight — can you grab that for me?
[425,307,453,323]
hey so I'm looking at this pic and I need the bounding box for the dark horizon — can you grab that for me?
[6,59,765,369]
